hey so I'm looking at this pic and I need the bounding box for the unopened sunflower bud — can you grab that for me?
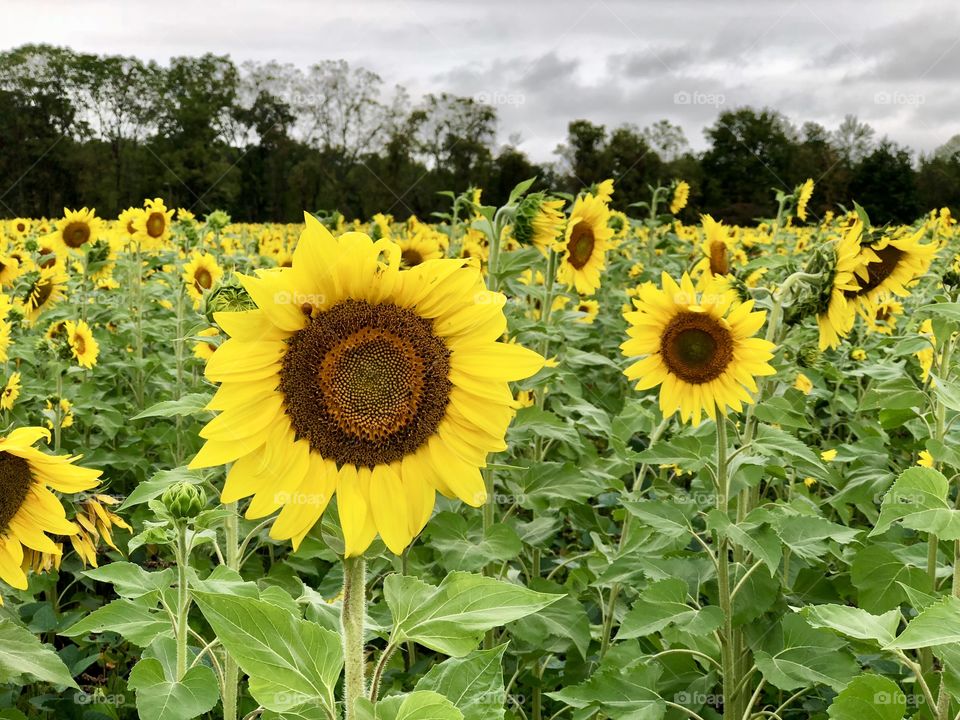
[205,279,255,321]
[204,210,231,233]
[161,482,206,520]
[512,192,565,251]
[797,344,822,369]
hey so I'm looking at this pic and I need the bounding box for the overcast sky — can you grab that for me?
[4,0,959,161]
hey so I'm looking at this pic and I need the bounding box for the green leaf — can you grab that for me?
[930,374,960,412]
[754,614,858,691]
[753,424,825,474]
[414,646,507,720]
[385,572,561,657]
[707,510,781,575]
[192,591,341,716]
[635,434,711,473]
[851,545,931,613]
[131,393,212,420]
[827,674,906,720]
[355,691,464,720]
[618,579,720,640]
[424,513,521,572]
[61,598,173,647]
[801,605,901,645]
[127,637,219,720]
[548,662,665,719]
[871,467,960,539]
[83,562,174,599]
[0,618,77,688]
[887,596,960,649]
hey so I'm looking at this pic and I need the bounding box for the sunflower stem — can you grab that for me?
[175,522,190,681]
[714,417,740,719]
[341,555,367,720]
[221,504,240,720]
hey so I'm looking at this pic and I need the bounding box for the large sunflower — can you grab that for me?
[53,208,102,253]
[555,192,614,295]
[0,427,101,600]
[189,216,544,557]
[848,226,938,310]
[621,272,776,425]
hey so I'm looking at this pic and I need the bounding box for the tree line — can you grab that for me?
[1,44,959,225]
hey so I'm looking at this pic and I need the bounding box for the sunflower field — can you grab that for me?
[0,177,958,720]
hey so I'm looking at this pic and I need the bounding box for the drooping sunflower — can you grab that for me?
[621,272,776,425]
[0,427,101,599]
[796,179,814,221]
[189,216,544,557]
[52,208,102,253]
[848,226,938,310]
[555,192,614,295]
[513,193,566,254]
[134,198,174,249]
[696,215,735,279]
[65,320,99,369]
[670,181,690,215]
[20,266,68,325]
[815,221,874,351]
[183,251,224,308]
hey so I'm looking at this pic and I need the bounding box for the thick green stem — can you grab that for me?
[341,556,367,720]
[221,504,240,720]
[175,523,190,680]
[714,419,740,719]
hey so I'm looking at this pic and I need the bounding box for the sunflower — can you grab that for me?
[555,192,614,295]
[396,233,443,268]
[696,215,735,279]
[20,266,68,325]
[513,193,565,253]
[916,319,935,381]
[71,495,131,564]
[45,399,74,430]
[849,226,938,310]
[117,207,144,247]
[816,221,873,351]
[0,321,10,363]
[864,299,903,335]
[183,251,224,308]
[53,208,102,253]
[192,327,221,361]
[134,198,174,249]
[189,215,544,557]
[0,426,101,599]
[796,179,814,221]
[65,320,99,369]
[621,272,776,425]
[670,181,690,215]
[1,373,20,411]
[10,218,31,239]
[574,299,600,324]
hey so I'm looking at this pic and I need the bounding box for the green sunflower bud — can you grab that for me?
[204,210,232,233]
[797,344,822,369]
[205,277,255,322]
[161,482,206,521]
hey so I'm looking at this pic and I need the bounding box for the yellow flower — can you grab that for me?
[796,179,814,221]
[794,373,813,395]
[851,348,867,361]
[188,215,544,557]
[556,192,614,295]
[0,427,101,597]
[573,299,600,324]
[1,373,20,411]
[134,198,174,248]
[183,251,224,308]
[821,449,837,462]
[803,476,817,488]
[621,272,776,425]
[917,450,934,468]
[670,181,690,215]
[65,320,99,369]
[52,207,102,253]
[192,327,220,361]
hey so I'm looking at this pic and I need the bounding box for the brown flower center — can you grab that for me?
[567,222,595,269]
[709,241,729,276]
[0,452,32,533]
[62,221,90,248]
[30,277,55,310]
[401,249,423,268]
[660,311,733,384]
[853,244,903,296]
[194,268,213,292]
[146,212,166,238]
[74,333,87,356]
[279,300,451,467]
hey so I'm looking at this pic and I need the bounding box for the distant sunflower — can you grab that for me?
[0,427,101,598]
[53,208,102,253]
[134,198,174,248]
[864,299,902,335]
[183,252,224,308]
[189,215,544,557]
[0,252,21,288]
[574,299,600,324]
[396,234,443,268]
[556,192,614,295]
[1,373,20,411]
[0,322,10,363]
[670,181,690,215]
[621,272,776,425]
[796,179,814,221]
[697,215,735,278]
[65,320,99,369]
[21,267,68,325]
[10,218,31,239]
[192,327,220,361]
[849,227,938,310]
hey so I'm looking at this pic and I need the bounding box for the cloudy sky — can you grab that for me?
[4,0,959,161]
